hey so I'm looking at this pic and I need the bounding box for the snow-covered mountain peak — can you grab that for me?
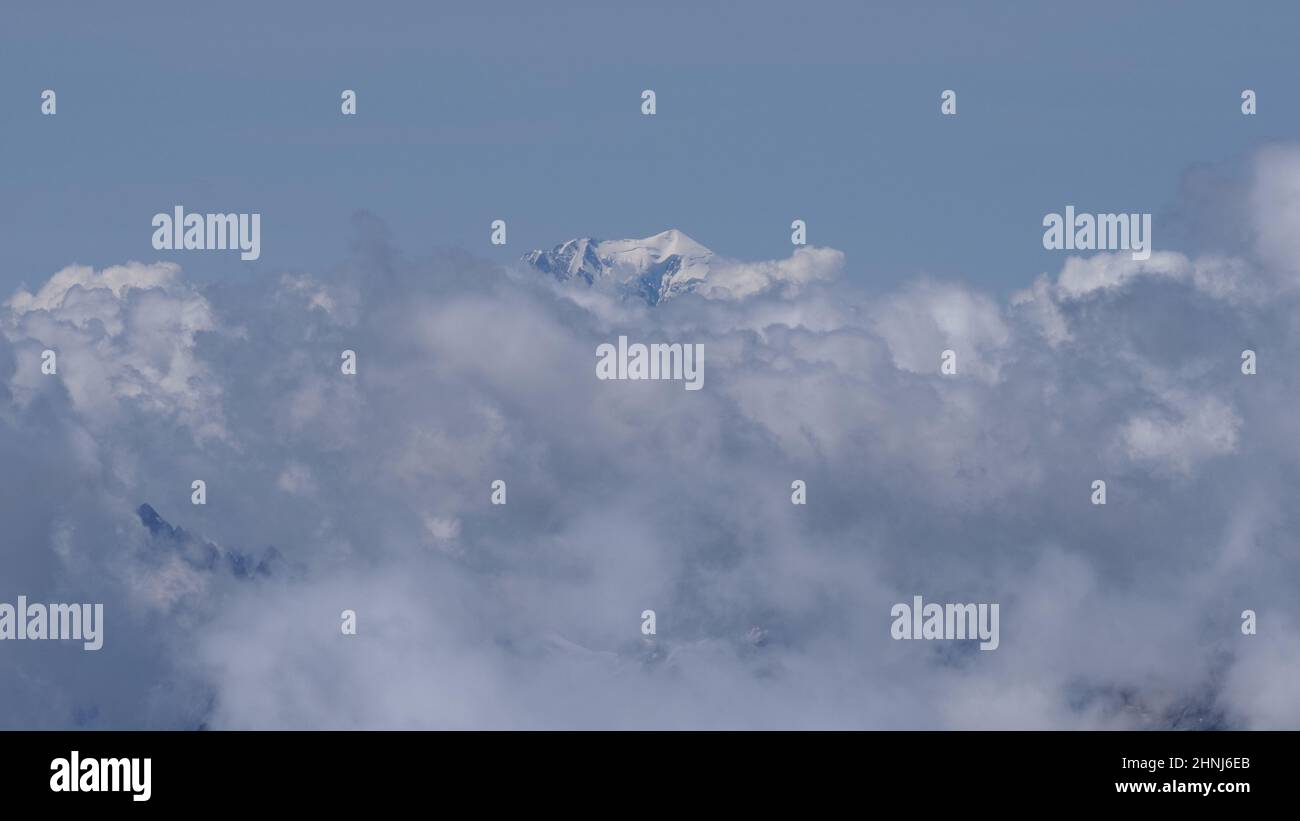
[522,230,714,305]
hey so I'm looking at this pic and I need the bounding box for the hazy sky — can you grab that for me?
[3,0,1298,294]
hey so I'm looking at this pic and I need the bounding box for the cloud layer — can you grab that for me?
[3,148,1300,729]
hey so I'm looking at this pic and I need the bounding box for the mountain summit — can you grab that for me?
[522,229,714,305]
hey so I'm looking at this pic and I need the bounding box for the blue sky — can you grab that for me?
[3,0,1298,294]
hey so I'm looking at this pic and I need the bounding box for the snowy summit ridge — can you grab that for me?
[522,229,714,305]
